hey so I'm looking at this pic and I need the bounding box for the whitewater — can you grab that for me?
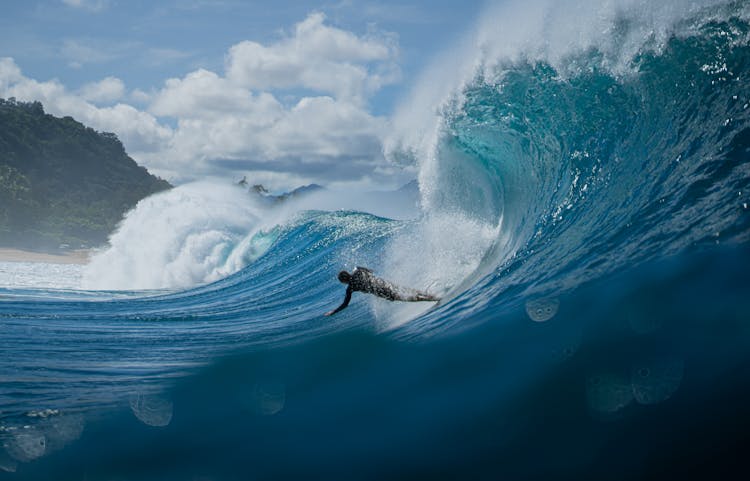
[2,0,750,479]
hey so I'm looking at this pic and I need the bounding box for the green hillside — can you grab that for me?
[0,98,171,251]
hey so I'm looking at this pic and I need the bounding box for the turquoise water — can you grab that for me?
[2,1,750,479]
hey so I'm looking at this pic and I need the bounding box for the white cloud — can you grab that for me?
[0,57,171,154]
[146,91,387,176]
[264,96,385,158]
[150,69,282,120]
[79,76,125,103]
[0,13,406,190]
[82,104,173,154]
[130,89,153,104]
[140,12,400,183]
[226,12,400,103]
[0,57,23,90]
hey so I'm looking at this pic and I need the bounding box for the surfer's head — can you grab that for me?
[338,271,351,284]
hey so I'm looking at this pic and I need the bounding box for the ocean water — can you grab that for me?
[2,1,750,479]
[0,262,83,290]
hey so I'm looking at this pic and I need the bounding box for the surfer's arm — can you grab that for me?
[325,286,353,316]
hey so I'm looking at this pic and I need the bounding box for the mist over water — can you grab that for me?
[82,181,266,290]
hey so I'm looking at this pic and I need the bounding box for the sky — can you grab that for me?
[0,0,484,191]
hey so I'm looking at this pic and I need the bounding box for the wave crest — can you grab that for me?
[82,182,270,290]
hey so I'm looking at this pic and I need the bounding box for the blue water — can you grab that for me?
[3,1,750,479]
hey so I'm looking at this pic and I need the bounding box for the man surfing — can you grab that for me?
[325,267,440,316]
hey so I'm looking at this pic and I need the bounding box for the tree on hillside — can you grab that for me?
[0,98,171,250]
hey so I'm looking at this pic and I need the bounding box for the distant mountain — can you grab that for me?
[286,183,325,198]
[244,181,325,203]
[0,98,171,251]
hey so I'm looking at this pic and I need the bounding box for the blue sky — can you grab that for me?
[0,0,484,189]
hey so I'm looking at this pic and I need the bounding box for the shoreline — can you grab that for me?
[0,248,92,265]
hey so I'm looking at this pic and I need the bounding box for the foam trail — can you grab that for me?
[82,181,268,290]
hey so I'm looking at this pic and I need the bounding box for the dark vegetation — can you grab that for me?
[0,98,171,251]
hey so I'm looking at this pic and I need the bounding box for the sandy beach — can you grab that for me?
[0,248,91,265]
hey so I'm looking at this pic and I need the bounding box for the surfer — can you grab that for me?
[325,267,440,316]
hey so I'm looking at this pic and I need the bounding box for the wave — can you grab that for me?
[3,1,750,478]
[385,0,750,326]
[81,0,750,322]
[82,181,271,290]
[82,180,420,290]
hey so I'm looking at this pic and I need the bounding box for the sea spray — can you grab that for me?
[82,181,421,291]
[82,181,268,290]
[376,211,500,330]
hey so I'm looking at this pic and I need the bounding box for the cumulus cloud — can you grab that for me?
[79,76,125,103]
[0,13,405,190]
[0,57,23,89]
[130,89,152,104]
[150,69,282,120]
[140,12,401,184]
[0,57,171,154]
[157,94,386,169]
[226,12,400,104]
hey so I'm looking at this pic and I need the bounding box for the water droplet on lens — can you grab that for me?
[0,452,17,472]
[586,372,633,413]
[5,429,46,462]
[525,297,560,322]
[130,393,174,427]
[631,358,684,405]
[250,383,286,416]
[42,414,85,451]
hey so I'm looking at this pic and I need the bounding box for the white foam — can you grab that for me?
[82,181,267,290]
[377,212,499,330]
[81,179,423,291]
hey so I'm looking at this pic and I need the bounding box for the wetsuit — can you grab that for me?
[328,267,439,315]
